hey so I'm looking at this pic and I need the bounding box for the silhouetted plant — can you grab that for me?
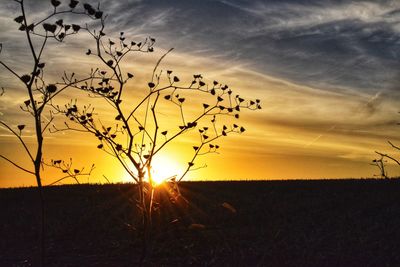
[372,113,400,179]
[371,156,388,179]
[51,10,261,261]
[0,0,99,265]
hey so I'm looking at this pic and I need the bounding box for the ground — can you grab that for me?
[1,179,400,266]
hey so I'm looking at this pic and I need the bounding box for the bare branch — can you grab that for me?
[0,121,34,162]
[388,141,400,151]
[0,155,35,175]
[375,151,400,166]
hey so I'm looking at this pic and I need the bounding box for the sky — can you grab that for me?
[0,0,400,187]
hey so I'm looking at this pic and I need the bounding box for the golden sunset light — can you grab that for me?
[1,0,400,187]
[1,1,400,265]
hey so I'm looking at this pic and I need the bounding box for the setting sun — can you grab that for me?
[149,156,182,185]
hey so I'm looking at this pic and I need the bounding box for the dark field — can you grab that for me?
[1,180,400,267]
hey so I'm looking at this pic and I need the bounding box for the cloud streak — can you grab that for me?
[0,0,399,185]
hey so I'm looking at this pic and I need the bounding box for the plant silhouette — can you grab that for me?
[49,6,261,261]
[0,0,101,265]
[372,112,400,178]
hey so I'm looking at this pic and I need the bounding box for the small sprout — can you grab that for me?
[173,76,180,83]
[72,24,81,32]
[46,84,57,93]
[106,60,114,67]
[178,98,185,103]
[187,122,197,128]
[167,70,172,74]
[111,134,116,139]
[26,24,34,32]
[164,95,171,100]
[18,125,25,131]
[83,3,93,10]
[213,80,218,86]
[193,146,199,151]
[148,82,155,88]
[94,11,103,19]
[20,75,31,84]
[217,96,223,102]
[74,169,80,174]
[51,0,61,7]
[161,131,168,135]
[14,16,24,24]
[115,115,122,120]
[240,127,245,133]
[209,144,214,148]
[143,155,150,159]
[69,0,79,9]
[238,97,244,103]
[127,72,134,78]
[216,145,220,149]
[235,114,239,119]
[210,89,216,95]
[97,144,104,149]
[199,81,205,87]
[56,19,63,26]
[86,49,91,55]
[222,131,227,136]
[84,4,95,15]
[24,100,31,106]
[203,103,209,109]
[116,144,123,151]
[138,126,144,131]
[43,23,57,33]
[203,135,209,140]
[188,162,194,167]
[37,63,45,68]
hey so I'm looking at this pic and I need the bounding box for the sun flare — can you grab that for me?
[149,156,182,185]
[120,156,182,184]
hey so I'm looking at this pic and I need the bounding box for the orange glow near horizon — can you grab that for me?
[120,155,183,185]
[150,156,182,185]
[1,0,400,189]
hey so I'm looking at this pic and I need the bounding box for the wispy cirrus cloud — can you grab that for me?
[1,0,399,184]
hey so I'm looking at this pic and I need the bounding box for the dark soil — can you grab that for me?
[1,179,400,266]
